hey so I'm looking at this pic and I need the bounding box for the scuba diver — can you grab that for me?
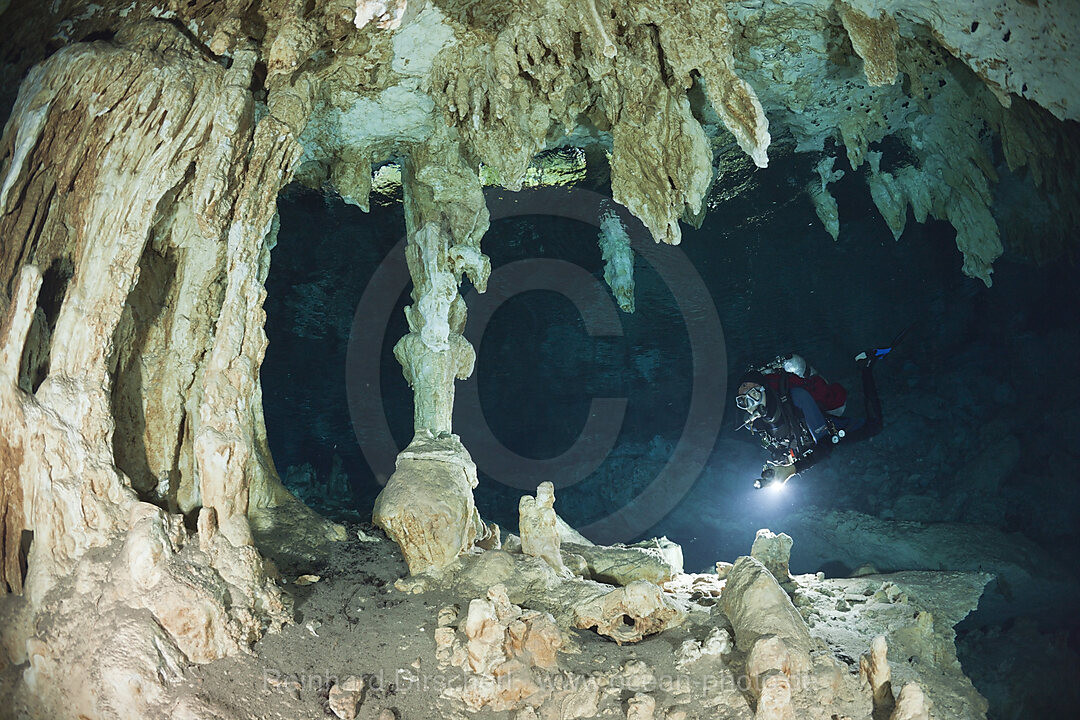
[735,335,903,489]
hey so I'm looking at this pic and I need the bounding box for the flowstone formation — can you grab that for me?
[0,23,343,717]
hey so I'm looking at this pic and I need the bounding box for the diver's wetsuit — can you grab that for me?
[789,365,882,473]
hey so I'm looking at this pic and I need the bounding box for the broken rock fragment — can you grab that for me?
[328,675,365,720]
[573,580,685,644]
[561,541,678,587]
[750,529,793,584]
[720,557,811,671]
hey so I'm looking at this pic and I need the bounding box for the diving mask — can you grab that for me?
[736,384,766,416]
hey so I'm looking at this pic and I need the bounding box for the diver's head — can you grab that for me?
[736,370,768,418]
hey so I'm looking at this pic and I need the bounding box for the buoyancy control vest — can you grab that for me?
[750,372,819,462]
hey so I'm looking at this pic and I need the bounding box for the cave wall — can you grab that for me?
[0,24,345,716]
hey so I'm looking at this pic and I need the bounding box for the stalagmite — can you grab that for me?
[750,529,794,584]
[520,482,569,575]
[890,683,931,720]
[372,430,482,575]
[720,557,812,671]
[860,634,896,716]
[0,0,1075,716]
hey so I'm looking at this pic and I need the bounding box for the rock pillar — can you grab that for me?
[373,133,491,573]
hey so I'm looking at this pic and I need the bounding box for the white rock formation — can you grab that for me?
[0,1,1074,716]
[598,208,636,313]
[721,557,812,670]
[0,30,324,715]
[440,584,575,713]
[561,541,678,587]
[861,634,896,716]
[520,481,569,576]
[372,431,482,575]
[573,580,686,645]
[750,529,794,585]
[891,682,932,720]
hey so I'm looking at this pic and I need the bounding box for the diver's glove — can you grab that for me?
[754,461,797,489]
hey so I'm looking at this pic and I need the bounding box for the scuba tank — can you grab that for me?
[746,361,847,459]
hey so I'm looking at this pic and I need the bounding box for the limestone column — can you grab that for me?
[395,136,491,434]
[372,133,492,574]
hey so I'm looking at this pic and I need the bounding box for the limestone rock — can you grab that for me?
[890,683,931,720]
[747,636,794,692]
[427,0,770,246]
[807,157,844,241]
[394,130,490,435]
[562,542,678,587]
[755,672,795,720]
[372,431,480,575]
[573,580,685,644]
[598,208,636,313]
[837,2,900,86]
[750,529,793,584]
[520,482,569,575]
[627,693,656,720]
[328,675,365,720]
[355,0,407,31]
[791,570,990,719]
[676,628,732,669]
[555,514,594,547]
[628,537,684,576]
[0,25,299,683]
[859,634,895,717]
[444,584,565,712]
[0,3,1061,718]
[720,557,811,670]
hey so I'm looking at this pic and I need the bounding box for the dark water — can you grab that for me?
[264,147,1080,719]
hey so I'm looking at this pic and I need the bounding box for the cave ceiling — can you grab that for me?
[2,0,1078,280]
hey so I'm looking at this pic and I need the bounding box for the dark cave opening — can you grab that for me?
[264,146,1080,719]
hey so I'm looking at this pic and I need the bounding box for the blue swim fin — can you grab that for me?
[856,322,916,367]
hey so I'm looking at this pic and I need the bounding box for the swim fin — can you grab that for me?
[855,322,916,367]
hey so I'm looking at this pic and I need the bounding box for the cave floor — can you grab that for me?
[174,527,713,720]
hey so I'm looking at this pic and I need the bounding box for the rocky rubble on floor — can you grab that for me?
[386,483,991,719]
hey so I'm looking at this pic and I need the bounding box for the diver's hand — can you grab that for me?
[754,462,797,489]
